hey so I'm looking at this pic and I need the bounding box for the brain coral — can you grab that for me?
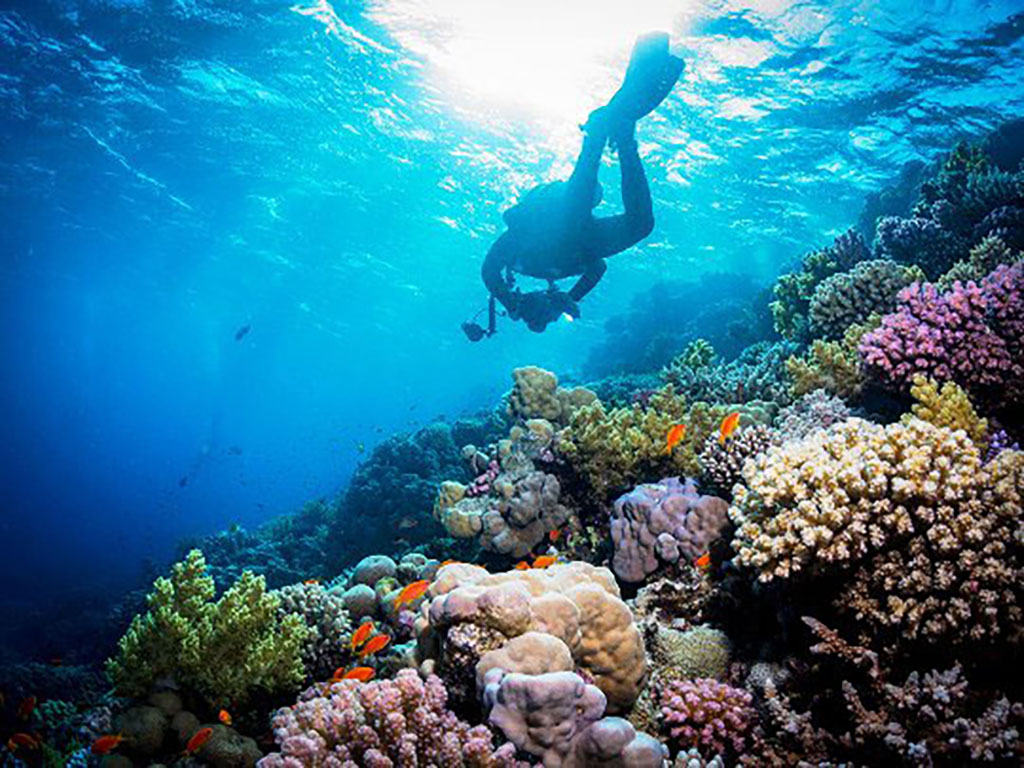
[610,477,730,583]
[730,418,1023,647]
[415,561,646,712]
[808,259,924,339]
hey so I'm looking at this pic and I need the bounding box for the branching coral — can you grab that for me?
[903,374,988,449]
[773,389,851,442]
[610,477,730,583]
[662,341,796,406]
[697,425,779,498]
[937,234,1020,292]
[769,229,870,341]
[859,262,1024,411]
[659,678,754,756]
[784,317,878,400]
[107,550,309,707]
[808,259,924,340]
[259,670,520,767]
[272,583,352,681]
[730,418,1023,647]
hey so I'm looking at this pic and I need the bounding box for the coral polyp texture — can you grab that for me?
[697,425,779,498]
[258,670,519,767]
[659,678,754,756]
[610,477,730,583]
[807,258,923,340]
[859,261,1024,413]
[106,549,309,707]
[506,365,596,426]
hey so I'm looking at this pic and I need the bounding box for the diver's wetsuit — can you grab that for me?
[481,116,654,326]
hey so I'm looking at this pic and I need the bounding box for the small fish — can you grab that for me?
[234,324,251,341]
[227,446,243,456]
[91,734,127,755]
[514,561,531,570]
[303,579,320,585]
[358,634,391,658]
[7,733,39,751]
[343,667,375,682]
[184,727,214,755]
[17,696,36,720]
[218,709,232,726]
[548,529,561,543]
[393,536,410,548]
[350,621,375,650]
[48,657,62,667]
[531,555,557,569]
[394,580,429,609]
[178,475,188,488]
[665,424,686,454]
[694,552,711,569]
[356,442,365,454]
[397,516,419,530]
[719,412,741,445]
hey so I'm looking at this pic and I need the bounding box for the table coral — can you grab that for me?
[107,549,309,707]
[808,259,923,340]
[860,262,1024,411]
[415,561,646,712]
[610,477,730,583]
[659,678,754,756]
[259,670,520,767]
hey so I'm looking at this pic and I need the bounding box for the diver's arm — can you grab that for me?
[482,235,517,313]
[568,257,607,303]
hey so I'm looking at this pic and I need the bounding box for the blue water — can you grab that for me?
[1,0,1022,641]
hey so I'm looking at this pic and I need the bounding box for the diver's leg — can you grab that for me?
[563,112,610,218]
[587,124,654,257]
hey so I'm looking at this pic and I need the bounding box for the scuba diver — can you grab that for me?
[463,32,684,341]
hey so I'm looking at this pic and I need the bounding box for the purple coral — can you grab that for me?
[610,478,730,583]
[258,670,518,768]
[660,678,754,756]
[859,262,1024,408]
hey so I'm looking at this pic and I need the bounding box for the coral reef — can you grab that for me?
[697,424,779,498]
[107,550,309,707]
[506,366,596,426]
[784,317,877,400]
[808,258,923,340]
[646,624,731,682]
[662,341,796,406]
[415,561,646,713]
[903,374,988,449]
[272,582,352,681]
[659,678,754,756]
[609,477,730,583]
[769,229,870,341]
[259,670,519,767]
[773,389,851,441]
[859,261,1024,413]
[937,234,1021,291]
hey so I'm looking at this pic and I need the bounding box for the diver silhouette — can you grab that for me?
[463,32,683,340]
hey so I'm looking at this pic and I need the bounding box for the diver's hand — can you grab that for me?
[548,291,580,320]
[505,289,524,321]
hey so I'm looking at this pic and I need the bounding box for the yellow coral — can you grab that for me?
[107,550,309,706]
[903,375,988,449]
[785,317,878,399]
[506,366,595,426]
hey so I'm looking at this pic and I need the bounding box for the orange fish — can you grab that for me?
[531,555,557,569]
[218,709,232,726]
[358,634,391,658]
[548,529,561,543]
[514,561,531,570]
[7,733,39,751]
[694,552,711,569]
[394,580,429,609]
[719,412,741,445]
[343,667,375,682]
[184,727,214,755]
[351,621,375,650]
[48,658,63,667]
[17,696,36,720]
[91,734,127,755]
[303,579,320,585]
[665,424,686,454]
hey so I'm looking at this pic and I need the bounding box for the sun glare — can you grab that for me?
[370,0,687,123]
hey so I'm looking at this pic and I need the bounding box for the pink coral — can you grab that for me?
[258,670,519,768]
[467,460,500,497]
[660,678,754,756]
[859,262,1024,408]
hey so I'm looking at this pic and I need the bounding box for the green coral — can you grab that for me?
[785,316,879,400]
[107,549,309,707]
[936,235,1021,292]
[677,339,716,370]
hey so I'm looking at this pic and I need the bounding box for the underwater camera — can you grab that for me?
[462,295,497,342]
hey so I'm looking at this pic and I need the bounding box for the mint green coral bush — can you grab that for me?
[107,549,309,707]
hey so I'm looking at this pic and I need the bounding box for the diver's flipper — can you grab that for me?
[606,32,684,123]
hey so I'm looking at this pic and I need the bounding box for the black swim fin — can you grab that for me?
[606,32,684,123]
